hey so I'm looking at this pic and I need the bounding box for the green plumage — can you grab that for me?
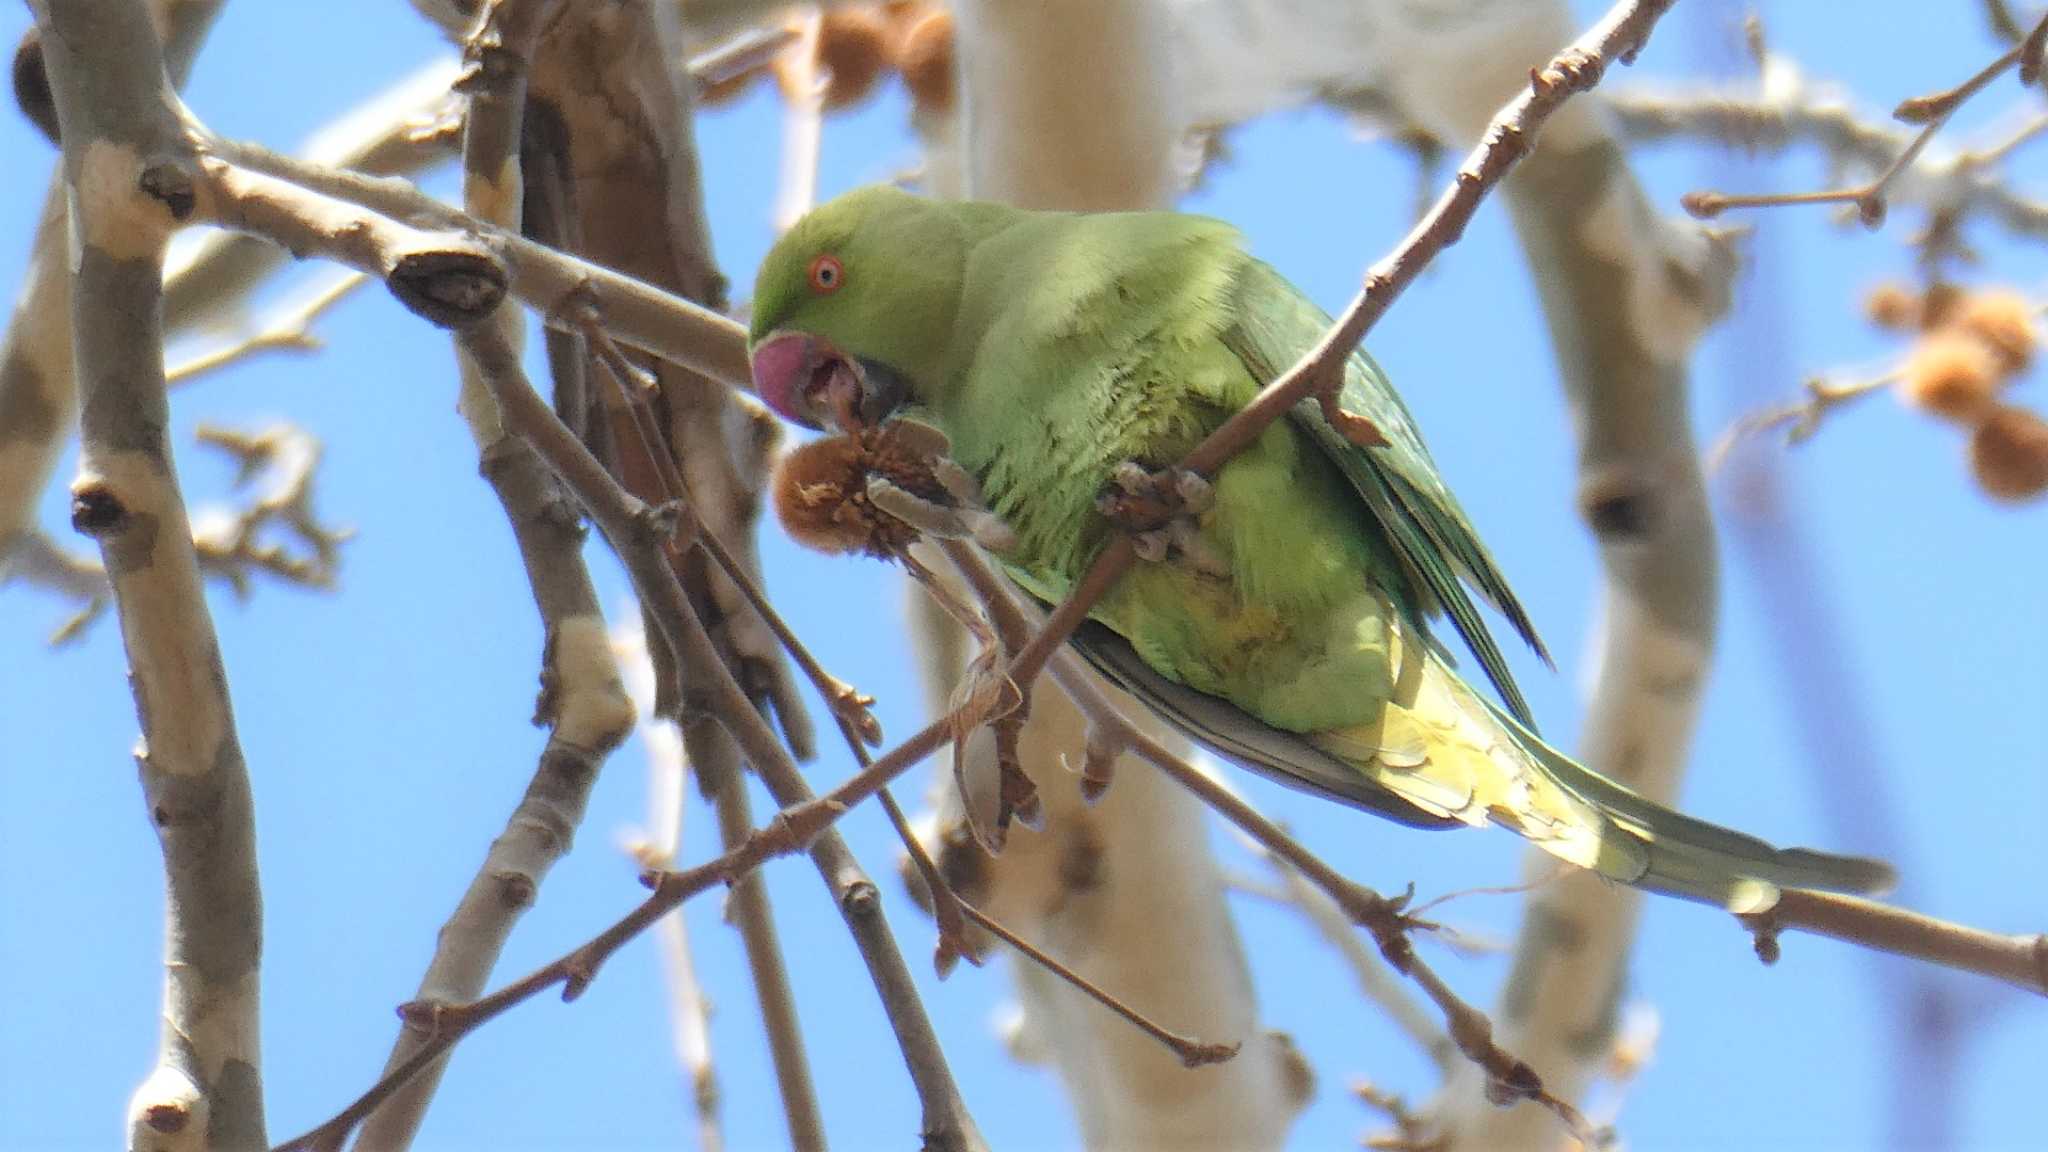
[750,186,1894,908]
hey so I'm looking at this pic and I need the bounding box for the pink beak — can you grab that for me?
[749,331,818,428]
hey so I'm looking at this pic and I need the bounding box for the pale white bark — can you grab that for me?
[30,0,265,1146]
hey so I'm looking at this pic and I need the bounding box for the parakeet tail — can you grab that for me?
[1312,655,1896,909]
[1480,692,1898,908]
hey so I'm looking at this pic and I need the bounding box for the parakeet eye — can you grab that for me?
[808,254,844,294]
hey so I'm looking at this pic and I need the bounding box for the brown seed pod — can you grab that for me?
[1919,280,1962,329]
[1954,290,2039,375]
[1862,281,1920,331]
[1968,404,2048,502]
[773,423,952,558]
[813,7,894,110]
[897,8,956,116]
[1898,330,2002,423]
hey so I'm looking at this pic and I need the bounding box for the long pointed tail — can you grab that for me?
[1310,655,1896,909]
[1480,695,1897,907]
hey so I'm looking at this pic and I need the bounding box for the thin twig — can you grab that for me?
[1239,832,1454,1070]
[574,307,882,745]
[474,327,986,1150]
[959,898,1241,1067]
[1741,891,2048,996]
[166,271,370,387]
[272,795,848,1152]
[1684,16,2045,227]
[1705,371,1899,473]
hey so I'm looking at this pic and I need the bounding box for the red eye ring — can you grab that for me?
[808,254,844,294]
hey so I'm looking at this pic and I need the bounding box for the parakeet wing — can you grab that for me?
[1062,619,1459,829]
[1219,259,1550,726]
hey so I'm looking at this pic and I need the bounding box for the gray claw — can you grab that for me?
[969,512,1018,555]
[866,477,972,538]
[1172,469,1215,514]
[931,456,985,506]
[1167,519,1230,578]
[882,416,954,459]
[1110,460,1152,494]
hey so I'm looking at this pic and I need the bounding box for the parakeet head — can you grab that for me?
[748,185,962,432]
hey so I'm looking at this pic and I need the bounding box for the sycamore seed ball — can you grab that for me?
[1898,330,2003,423]
[1919,281,1962,330]
[773,426,951,558]
[811,7,894,110]
[897,8,956,116]
[1863,281,1920,331]
[1968,405,2048,502]
[1954,290,2039,375]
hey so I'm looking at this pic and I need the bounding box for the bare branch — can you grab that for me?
[467,319,987,1151]
[350,6,638,1145]
[1740,890,2047,996]
[167,271,369,387]
[30,0,265,1146]
[1681,25,2032,227]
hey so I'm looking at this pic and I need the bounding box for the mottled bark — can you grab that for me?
[29,0,264,1147]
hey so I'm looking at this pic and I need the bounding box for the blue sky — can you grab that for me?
[3,3,2043,1150]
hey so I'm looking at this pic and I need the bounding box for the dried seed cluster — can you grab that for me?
[1868,281,2048,502]
[773,423,953,558]
[702,3,956,118]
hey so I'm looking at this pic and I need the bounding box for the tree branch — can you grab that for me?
[473,320,987,1151]
[349,4,636,1146]
[1740,890,2048,997]
[29,0,265,1147]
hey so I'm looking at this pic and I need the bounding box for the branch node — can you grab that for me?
[1180,1039,1244,1068]
[771,796,850,854]
[138,157,198,221]
[68,480,127,536]
[395,998,450,1037]
[140,1101,190,1135]
[387,246,509,328]
[839,877,882,920]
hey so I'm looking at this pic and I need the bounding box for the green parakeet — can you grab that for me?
[748,185,1893,908]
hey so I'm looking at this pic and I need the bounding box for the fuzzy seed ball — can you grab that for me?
[1898,331,2002,423]
[1862,281,1920,331]
[1968,405,2048,502]
[773,425,952,558]
[813,7,894,110]
[1954,290,2039,375]
[1918,281,1962,329]
[897,8,956,116]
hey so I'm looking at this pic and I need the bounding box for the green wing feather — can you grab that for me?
[1219,258,1551,726]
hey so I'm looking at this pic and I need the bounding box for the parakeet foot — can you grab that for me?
[1096,462,1229,577]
